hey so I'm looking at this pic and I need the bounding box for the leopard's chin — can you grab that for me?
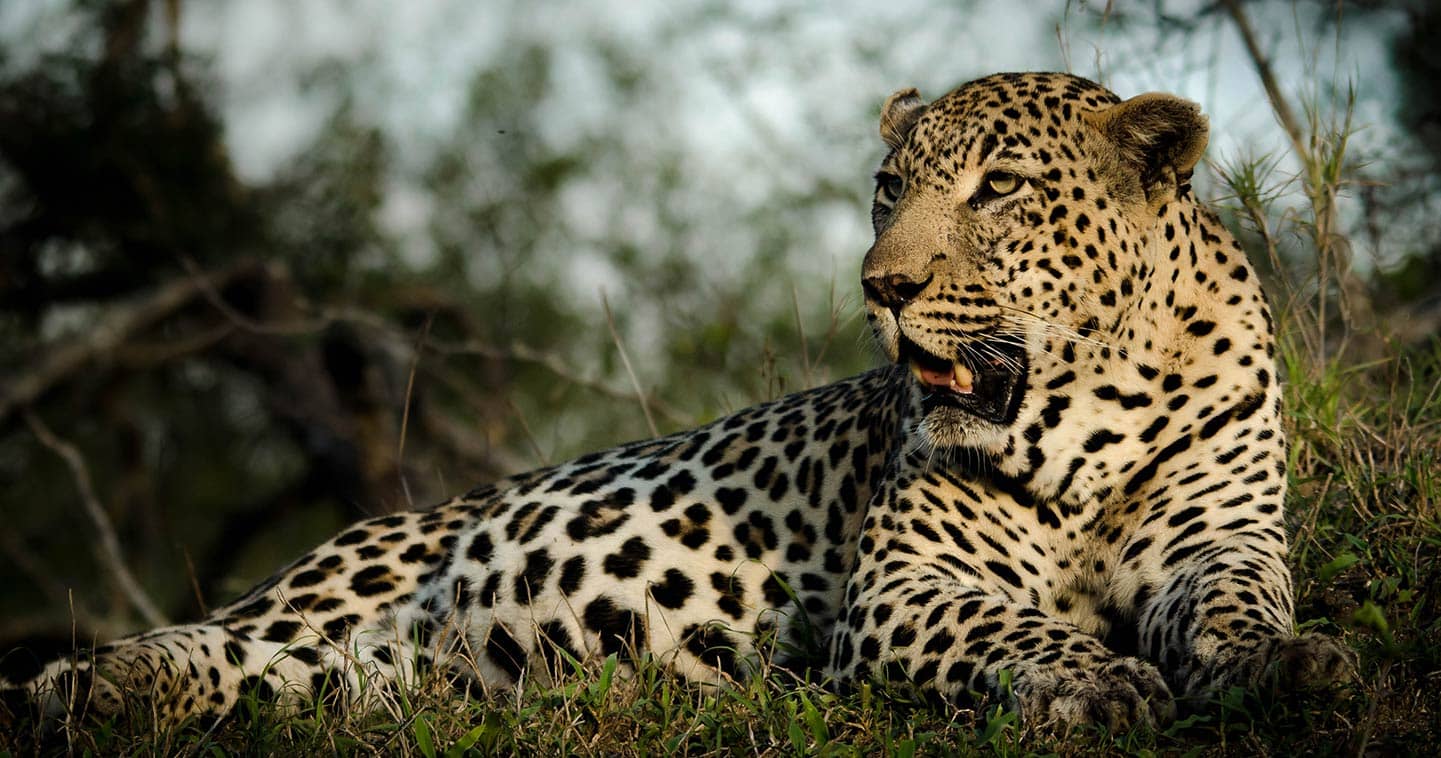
[898,335,1028,429]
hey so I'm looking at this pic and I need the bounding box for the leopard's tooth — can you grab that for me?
[952,362,975,390]
[910,361,925,383]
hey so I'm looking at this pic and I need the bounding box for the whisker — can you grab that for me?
[961,338,1023,373]
[971,340,1026,373]
[994,309,1116,351]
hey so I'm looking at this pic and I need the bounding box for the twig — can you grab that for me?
[305,305,690,425]
[421,334,689,426]
[177,255,326,336]
[23,411,168,627]
[115,323,235,368]
[1,256,690,444]
[601,293,658,437]
[791,285,813,388]
[401,355,536,476]
[416,396,533,474]
[181,544,208,617]
[1055,5,1073,74]
[396,313,435,509]
[504,397,550,467]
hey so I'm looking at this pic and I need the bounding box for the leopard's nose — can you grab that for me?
[862,273,932,311]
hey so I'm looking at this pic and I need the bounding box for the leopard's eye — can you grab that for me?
[875,171,905,199]
[985,171,1021,196]
[968,170,1027,209]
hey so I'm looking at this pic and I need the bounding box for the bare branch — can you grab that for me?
[114,323,235,368]
[417,397,535,474]
[177,255,327,336]
[0,529,100,631]
[1221,0,1372,360]
[0,259,262,427]
[1221,0,1307,161]
[1,255,689,444]
[23,411,168,627]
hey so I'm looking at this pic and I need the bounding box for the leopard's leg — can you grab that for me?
[1114,394,1352,707]
[9,506,474,726]
[17,623,339,725]
[15,612,475,729]
[10,600,461,727]
[826,478,1175,734]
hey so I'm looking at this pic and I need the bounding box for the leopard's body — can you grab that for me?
[9,370,902,724]
[6,72,1348,733]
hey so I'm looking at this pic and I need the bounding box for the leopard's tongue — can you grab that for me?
[912,361,975,394]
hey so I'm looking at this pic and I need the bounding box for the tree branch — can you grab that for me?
[0,259,262,427]
[23,411,168,627]
[1221,0,1307,161]
[0,529,99,631]
[328,305,690,426]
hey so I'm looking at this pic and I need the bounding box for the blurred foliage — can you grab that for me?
[1368,0,1441,316]
[0,0,872,645]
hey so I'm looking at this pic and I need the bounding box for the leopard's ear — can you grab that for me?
[1087,92,1209,203]
[880,88,927,150]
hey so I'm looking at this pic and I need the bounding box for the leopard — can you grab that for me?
[824,71,1351,731]
[4,72,1349,736]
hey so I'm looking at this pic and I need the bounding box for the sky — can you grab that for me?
[134,1,1402,180]
[0,0,1414,300]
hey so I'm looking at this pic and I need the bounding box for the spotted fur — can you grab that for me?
[5,72,1348,734]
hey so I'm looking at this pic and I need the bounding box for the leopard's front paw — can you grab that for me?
[1189,631,1354,699]
[1012,656,1175,734]
[1260,632,1353,690]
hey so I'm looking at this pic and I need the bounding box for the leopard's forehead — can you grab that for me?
[900,72,1121,172]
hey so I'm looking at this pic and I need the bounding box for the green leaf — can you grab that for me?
[977,705,1017,746]
[591,653,618,705]
[788,718,807,754]
[1351,600,1393,645]
[1317,552,1359,584]
[413,715,436,758]
[800,691,828,745]
[445,724,489,758]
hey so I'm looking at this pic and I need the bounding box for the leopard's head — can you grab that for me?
[862,72,1208,450]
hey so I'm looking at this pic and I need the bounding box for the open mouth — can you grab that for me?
[898,334,1028,425]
